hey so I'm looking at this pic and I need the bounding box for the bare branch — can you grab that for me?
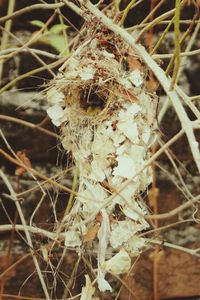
[0,3,64,24]
[0,170,50,299]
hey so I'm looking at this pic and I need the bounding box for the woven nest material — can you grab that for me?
[46,23,158,292]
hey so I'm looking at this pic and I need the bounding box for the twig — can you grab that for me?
[0,114,58,138]
[1,293,81,300]
[170,0,181,89]
[177,17,200,80]
[0,0,15,84]
[0,3,64,24]
[127,19,200,30]
[135,7,176,41]
[0,170,50,299]
[0,253,31,280]
[0,224,61,240]
[146,195,200,220]
[17,169,72,197]
[140,219,195,236]
[0,148,74,195]
[152,48,200,59]
[0,13,55,61]
[1,223,199,259]
[0,47,59,59]
[0,26,56,77]
[147,238,200,257]
[0,57,66,94]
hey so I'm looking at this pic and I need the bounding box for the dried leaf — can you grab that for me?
[110,220,145,250]
[129,69,143,87]
[127,56,143,72]
[80,275,99,300]
[79,66,95,80]
[102,249,131,275]
[47,87,65,104]
[46,104,65,127]
[64,230,82,247]
[83,222,100,242]
[15,151,31,176]
[113,155,136,179]
[145,74,159,92]
[97,209,112,292]
[97,267,112,292]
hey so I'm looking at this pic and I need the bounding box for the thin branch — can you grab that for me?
[0,3,64,24]
[146,195,200,220]
[0,19,56,77]
[170,0,181,89]
[152,48,200,59]
[0,148,74,195]
[0,253,31,280]
[140,219,195,236]
[0,224,60,240]
[147,238,200,257]
[0,170,50,299]
[1,223,199,259]
[17,169,72,197]
[0,0,15,83]
[0,47,59,59]
[0,13,55,61]
[0,56,66,94]
[0,115,58,138]
[127,19,200,30]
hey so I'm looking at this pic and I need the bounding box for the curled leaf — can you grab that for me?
[15,151,31,176]
[80,275,99,300]
[102,249,131,275]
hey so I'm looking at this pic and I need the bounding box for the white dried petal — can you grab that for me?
[46,104,65,126]
[97,209,111,263]
[112,181,139,205]
[78,181,107,214]
[110,220,144,249]
[142,124,151,144]
[80,275,99,300]
[118,102,141,121]
[47,87,65,104]
[68,57,79,70]
[110,131,126,147]
[66,70,79,78]
[97,209,112,292]
[97,268,112,292]
[125,236,146,255]
[116,144,127,156]
[119,78,132,89]
[102,249,131,275]
[122,201,146,221]
[117,121,138,144]
[80,66,95,80]
[108,175,123,190]
[113,155,136,179]
[129,69,143,87]
[102,50,115,59]
[64,230,81,247]
[90,160,106,182]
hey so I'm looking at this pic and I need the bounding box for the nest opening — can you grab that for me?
[80,86,107,111]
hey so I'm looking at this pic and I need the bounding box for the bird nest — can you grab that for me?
[46,21,158,292]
